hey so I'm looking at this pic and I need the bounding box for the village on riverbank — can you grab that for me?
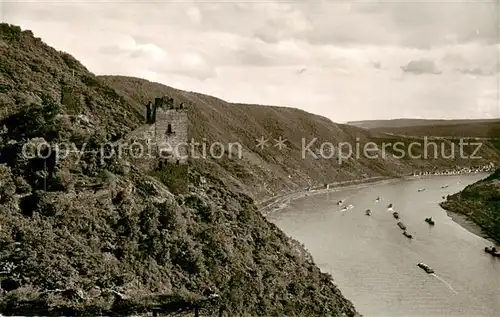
[411,163,495,176]
[260,163,496,215]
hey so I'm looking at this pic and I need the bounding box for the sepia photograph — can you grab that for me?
[0,1,499,316]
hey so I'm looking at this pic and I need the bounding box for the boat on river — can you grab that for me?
[418,188,426,192]
[425,217,435,225]
[392,211,399,219]
[417,262,434,274]
[341,204,353,211]
[402,231,413,239]
[485,246,500,257]
[397,222,406,230]
[365,209,371,216]
[441,184,449,188]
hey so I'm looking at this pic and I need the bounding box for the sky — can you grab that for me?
[1,0,499,122]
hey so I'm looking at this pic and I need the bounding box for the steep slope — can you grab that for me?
[0,25,142,137]
[440,169,500,243]
[0,23,359,316]
[101,75,500,202]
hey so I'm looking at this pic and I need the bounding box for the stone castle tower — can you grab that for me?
[112,95,189,193]
[153,99,189,165]
[140,96,189,165]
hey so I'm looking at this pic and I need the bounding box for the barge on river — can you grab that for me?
[485,246,500,257]
[417,262,434,274]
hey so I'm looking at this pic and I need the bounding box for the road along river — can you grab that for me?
[267,173,500,317]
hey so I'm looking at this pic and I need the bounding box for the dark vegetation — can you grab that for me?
[0,165,358,316]
[441,169,500,243]
[152,164,189,195]
[0,23,359,316]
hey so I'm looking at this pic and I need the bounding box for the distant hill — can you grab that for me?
[441,169,500,243]
[347,119,500,138]
[347,118,500,129]
[370,122,500,139]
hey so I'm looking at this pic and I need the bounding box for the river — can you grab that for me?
[267,173,500,317]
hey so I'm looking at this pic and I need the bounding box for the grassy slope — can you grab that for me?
[101,75,500,201]
[0,23,359,316]
[440,169,500,243]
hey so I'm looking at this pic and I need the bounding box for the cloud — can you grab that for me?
[147,50,216,80]
[401,59,442,75]
[186,6,203,25]
[440,49,499,77]
[354,2,500,48]
[2,1,499,121]
[173,52,216,80]
[98,40,168,63]
[456,67,492,77]
[251,4,313,43]
[193,2,500,49]
[441,53,468,67]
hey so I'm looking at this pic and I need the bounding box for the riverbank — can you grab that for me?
[258,170,495,215]
[258,176,399,215]
[444,210,496,244]
[438,170,499,245]
[260,172,499,246]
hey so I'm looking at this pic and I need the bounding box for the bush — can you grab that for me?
[2,96,61,142]
[151,164,188,194]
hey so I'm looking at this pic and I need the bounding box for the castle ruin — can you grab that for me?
[146,96,189,165]
[114,95,189,193]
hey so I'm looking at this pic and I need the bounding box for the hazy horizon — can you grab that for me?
[2,1,499,122]
[344,117,500,123]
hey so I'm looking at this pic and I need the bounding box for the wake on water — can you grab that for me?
[431,273,458,294]
[338,193,357,206]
